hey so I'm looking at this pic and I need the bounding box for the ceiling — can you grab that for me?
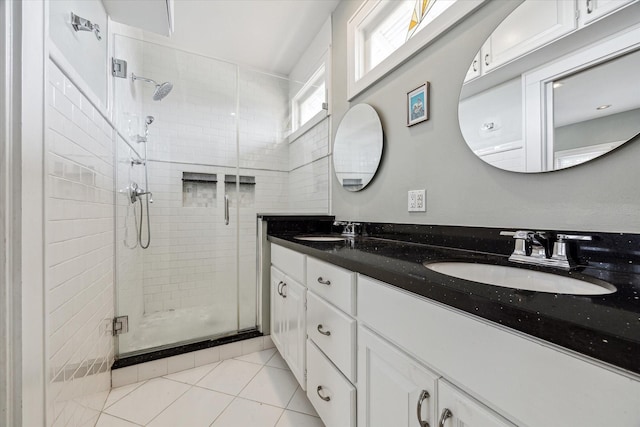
[168,0,341,76]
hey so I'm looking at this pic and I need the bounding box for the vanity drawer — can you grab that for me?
[271,243,305,283]
[307,339,356,427]
[306,291,357,382]
[306,257,356,315]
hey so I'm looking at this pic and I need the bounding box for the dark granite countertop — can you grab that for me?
[267,223,640,376]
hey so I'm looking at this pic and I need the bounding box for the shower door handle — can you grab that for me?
[224,195,229,225]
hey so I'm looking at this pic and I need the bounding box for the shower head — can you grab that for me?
[131,73,173,101]
[153,82,173,101]
[145,115,154,125]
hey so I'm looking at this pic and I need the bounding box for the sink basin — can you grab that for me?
[423,261,616,295]
[294,235,346,242]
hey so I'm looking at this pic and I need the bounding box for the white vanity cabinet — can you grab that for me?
[437,381,515,427]
[358,326,440,427]
[270,244,307,388]
[578,0,636,26]
[305,257,358,425]
[358,274,640,427]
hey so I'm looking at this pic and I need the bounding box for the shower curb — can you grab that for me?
[111,332,274,387]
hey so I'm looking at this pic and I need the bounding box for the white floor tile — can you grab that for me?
[104,377,190,425]
[286,386,318,417]
[196,359,261,395]
[95,413,141,427]
[235,348,277,365]
[276,410,325,427]
[265,350,289,370]
[239,366,298,408]
[163,362,220,385]
[103,381,146,410]
[147,387,234,427]
[211,398,283,427]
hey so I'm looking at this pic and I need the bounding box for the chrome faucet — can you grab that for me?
[500,230,592,270]
[334,221,360,237]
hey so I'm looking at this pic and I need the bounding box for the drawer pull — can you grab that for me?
[438,408,452,427]
[417,390,430,427]
[277,281,284,296]
[316,385,331,402]
[281,283,287,298]
[317,277,331,285]
[317,324,331,336]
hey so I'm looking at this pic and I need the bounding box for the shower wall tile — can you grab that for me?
[288,118,330,213]
[45,60,115,427]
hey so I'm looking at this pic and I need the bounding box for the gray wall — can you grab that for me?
[555,108,640,151]
[330,0,640,233]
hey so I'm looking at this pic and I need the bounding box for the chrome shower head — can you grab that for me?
[132,73,173,101]
[145,115,154,125]
[153,82,173,101]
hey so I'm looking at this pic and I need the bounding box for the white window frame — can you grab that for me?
[347,0,486,100]
[290,63,328,141]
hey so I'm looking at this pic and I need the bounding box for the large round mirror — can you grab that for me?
[333,104,383,191]
[458,0,640,173]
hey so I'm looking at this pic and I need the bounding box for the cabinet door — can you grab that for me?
[358,326,439,427]
[283,277,306,389]
[270,266,286,356]
[482,0,576,72]
[579,0,635,25]
[436,381,515,427]
[464,52,482,82]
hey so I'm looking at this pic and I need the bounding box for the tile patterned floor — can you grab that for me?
[97,348,325,427]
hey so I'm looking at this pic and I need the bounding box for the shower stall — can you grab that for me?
[113,36,290,356]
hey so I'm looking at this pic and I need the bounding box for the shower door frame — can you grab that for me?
[112,35,263,358]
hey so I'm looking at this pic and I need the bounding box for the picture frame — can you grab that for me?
[407,82,430,126]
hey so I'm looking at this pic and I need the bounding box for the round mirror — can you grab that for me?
[458,0,640,173]
[333,104,383,191]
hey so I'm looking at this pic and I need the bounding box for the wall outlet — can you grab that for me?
[408,189,426,212]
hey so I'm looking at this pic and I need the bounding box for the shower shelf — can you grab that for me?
[182,172,218,183]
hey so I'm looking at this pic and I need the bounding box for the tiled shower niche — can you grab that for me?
[183,172,217,208]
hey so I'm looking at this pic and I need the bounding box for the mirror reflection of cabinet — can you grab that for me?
[458,0,640,173]
[333,104,383,191]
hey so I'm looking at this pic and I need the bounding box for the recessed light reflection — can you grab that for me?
[596,104,612,110]
[553,82,564,88]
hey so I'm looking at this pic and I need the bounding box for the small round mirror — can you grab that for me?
[333,104,383,191]
[457,1,640,173]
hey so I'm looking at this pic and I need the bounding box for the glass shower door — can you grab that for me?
[113,36,241,356]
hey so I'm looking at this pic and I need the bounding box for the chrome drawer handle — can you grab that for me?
[316,385,331,402]
[317,277,331,285]
[281,283,287,298]
[438,408,452,427]
[417,390,430,427]
[317,324,331,336]
[277,281,284,296]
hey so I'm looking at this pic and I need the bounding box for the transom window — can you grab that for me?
[348,0,485,99]
[292,64,326,132]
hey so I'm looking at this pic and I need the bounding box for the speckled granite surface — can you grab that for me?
[266,219,640,375]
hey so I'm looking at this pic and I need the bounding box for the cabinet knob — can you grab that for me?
[417,390,431,427]
[438,408,452,427]
[317,324,331,336]
[316,385,331,402]
[317,277,331,286]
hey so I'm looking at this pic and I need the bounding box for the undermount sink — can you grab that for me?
[294,235,346,242]
[423,261,616,295]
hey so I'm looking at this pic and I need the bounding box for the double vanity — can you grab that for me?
[261,216,640,427]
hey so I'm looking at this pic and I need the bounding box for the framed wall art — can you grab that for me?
[407,82,430,126]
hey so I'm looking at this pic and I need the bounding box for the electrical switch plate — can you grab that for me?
[408,189,426,212]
